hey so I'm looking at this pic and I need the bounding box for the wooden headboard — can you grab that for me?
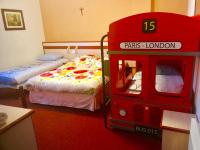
[43,41,108,58]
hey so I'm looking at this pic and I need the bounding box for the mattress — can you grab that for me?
[0,58,67,85]
[128,70,184,94]
[25,55,104,94]
[155,75,183,93]
[156,64,184,93]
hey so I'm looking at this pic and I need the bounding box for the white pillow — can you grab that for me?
[64,54,80,60]
[38,53,64,61]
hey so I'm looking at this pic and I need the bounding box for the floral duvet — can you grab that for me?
[26,55,103,94]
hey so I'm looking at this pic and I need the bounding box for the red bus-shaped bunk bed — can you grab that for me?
[101,12,200,135]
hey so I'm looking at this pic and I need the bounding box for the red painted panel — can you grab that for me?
[108,12,200,52]
[108,12,198,129]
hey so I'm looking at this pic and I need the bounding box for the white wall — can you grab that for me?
[187,0,196,16]
[194,58,200,121]
[188,117,200,150]
[0,0,44,70]
[194,0,200,121]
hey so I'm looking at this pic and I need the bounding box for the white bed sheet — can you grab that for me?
[14,58,67,84]
[29,90,102,111]
[0,58,67,85]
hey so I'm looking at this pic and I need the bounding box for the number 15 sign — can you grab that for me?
[142,19,156,33]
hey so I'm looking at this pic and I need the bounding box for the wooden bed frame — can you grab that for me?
[43,41,108,57]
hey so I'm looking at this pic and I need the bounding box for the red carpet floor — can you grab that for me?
[0,98,161,150]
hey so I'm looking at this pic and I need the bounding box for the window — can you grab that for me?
[116,60,142,95]
[155,62,184,94]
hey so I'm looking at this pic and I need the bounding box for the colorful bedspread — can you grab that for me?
[26,55,104,94]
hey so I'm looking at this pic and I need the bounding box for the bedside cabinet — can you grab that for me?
[0,105,37,150]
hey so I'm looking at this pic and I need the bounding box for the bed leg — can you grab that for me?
[19,86,27,108]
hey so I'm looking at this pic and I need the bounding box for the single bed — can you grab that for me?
[0,53,67,107]
[25,55,107,111]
